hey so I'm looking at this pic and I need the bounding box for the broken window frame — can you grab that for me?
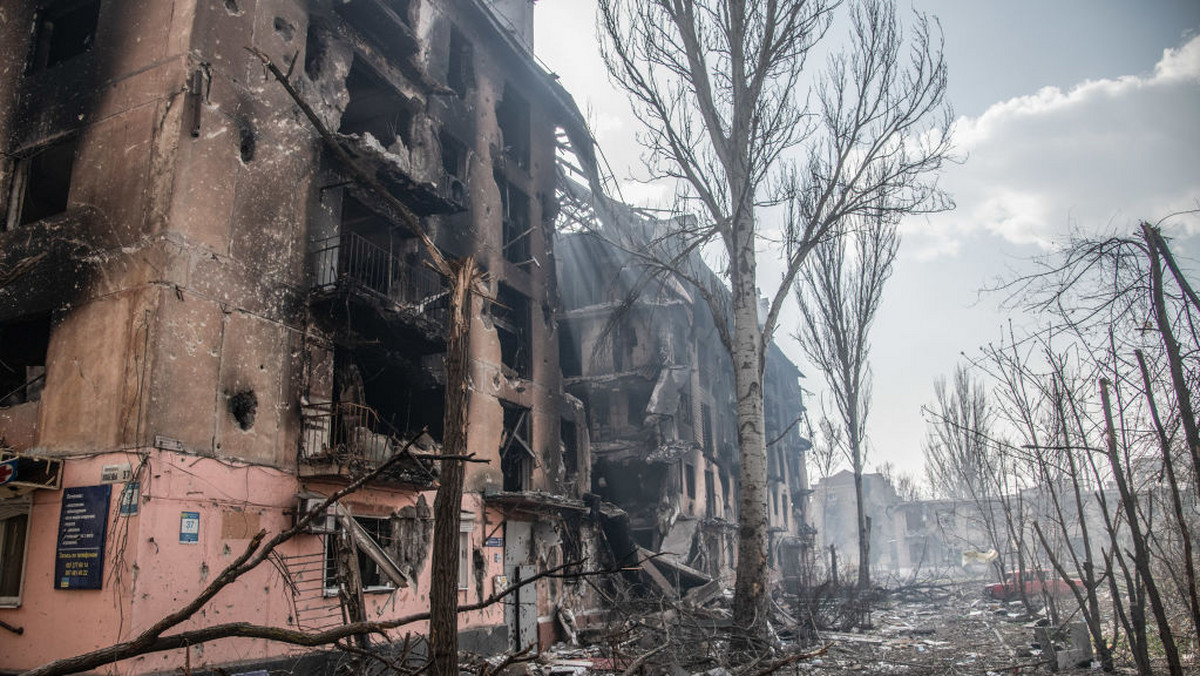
[0,314,51,408]
[493,284,532,379]
[0,498,32,608]
[446,25,474,98]
[500,403,534,492]
[27,0,101,74]
[338,56,413,151]
[5,136,79,231]
[495,84,531,170]
[323,514,401,594]
[560,418,578,480]
[684,463,696,500]
[496,176,533,267]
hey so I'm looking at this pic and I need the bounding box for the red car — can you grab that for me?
[985,570,1082,601]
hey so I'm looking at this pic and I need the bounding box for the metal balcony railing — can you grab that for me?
[310,232,445,310]
[300,400,437,482]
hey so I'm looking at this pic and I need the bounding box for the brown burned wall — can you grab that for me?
[0,0,316,461]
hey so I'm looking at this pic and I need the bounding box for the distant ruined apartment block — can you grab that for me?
[0,0,810,672]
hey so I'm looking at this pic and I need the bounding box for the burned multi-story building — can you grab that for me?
[554,195,812,592]
[0,0,595,670]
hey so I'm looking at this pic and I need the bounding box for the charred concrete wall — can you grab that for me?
[556,229,811,585]
[1,0,592,671]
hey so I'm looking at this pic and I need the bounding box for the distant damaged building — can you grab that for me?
[0,0,593,670]
[554,184,813,594]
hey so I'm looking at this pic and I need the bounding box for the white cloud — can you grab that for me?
[907,34,1200,257]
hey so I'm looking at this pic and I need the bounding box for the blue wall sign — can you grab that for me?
[180,511,200,543]
[54,485,112,590]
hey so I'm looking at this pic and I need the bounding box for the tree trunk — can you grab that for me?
[731,223,770,646]
[428,259,475,675]
[1099,378,1182,676]
[1142,224,1200,498]
[852,451,870,590]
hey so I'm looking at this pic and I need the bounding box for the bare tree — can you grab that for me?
[596,0,951,638]
[923,364,993,501]
[794,218,899,592]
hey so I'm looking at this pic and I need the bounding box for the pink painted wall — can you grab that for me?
[0,450,512,673]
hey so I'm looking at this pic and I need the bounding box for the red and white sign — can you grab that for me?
[0,459,17,486]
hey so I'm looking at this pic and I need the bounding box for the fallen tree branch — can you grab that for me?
[739,644,830,676]
[22,557,580,676]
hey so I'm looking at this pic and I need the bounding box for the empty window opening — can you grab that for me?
[684,463,696,500]
[560,419,578,479]
[7,136,79,229]
[0,501,31,607]
[500,404,533,492]
[589,390,610,428]
[611,319,636,372]
[440,132,466,179]
[678,392,692,425]
[496,176,532,265]
[29,0,100,72]
[0,315,51,407]
[324,515,397,592]
[700,404,713,454]
[440,132,467,204]
[720,470,731,515]
[495,84,530,170]
[493,285,531,379]
[339,58,412,151]
[446,26,474,97]
[558,325,581,378]
[626,384,650,427]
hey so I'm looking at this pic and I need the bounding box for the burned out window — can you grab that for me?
[0,315,50,407]
[627,384,650,427]
[440,132,467,205]
[701,404,713,454]
[446,26,474,97]
[495,84,530,170]
[323,515,397,593]
[560,419,578,479]
[29,0,101,72]
[339,58,412,150]
[500,404,533,492]
[678,392,692,425]
[685,463,696,499]
[558,324,581,378]
[0,499,31,607]
[6,136,79,230]
[590,390,610,428]
[496,176,531,266]
[493,284,531,378]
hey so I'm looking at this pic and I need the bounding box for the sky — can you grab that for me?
[532,1,1200,487]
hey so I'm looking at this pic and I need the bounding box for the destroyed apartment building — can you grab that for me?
[0,0,811,672]
[553,174,814,593]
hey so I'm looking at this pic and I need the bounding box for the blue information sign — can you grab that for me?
[54,485,112,590]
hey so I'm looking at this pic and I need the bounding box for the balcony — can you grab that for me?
[309,231,448,345]
[299,400,438,486]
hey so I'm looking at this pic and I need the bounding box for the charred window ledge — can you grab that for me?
[333,0,419,64]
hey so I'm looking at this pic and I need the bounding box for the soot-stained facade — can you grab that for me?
[0,0,593,671]
[554,188,813,594]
